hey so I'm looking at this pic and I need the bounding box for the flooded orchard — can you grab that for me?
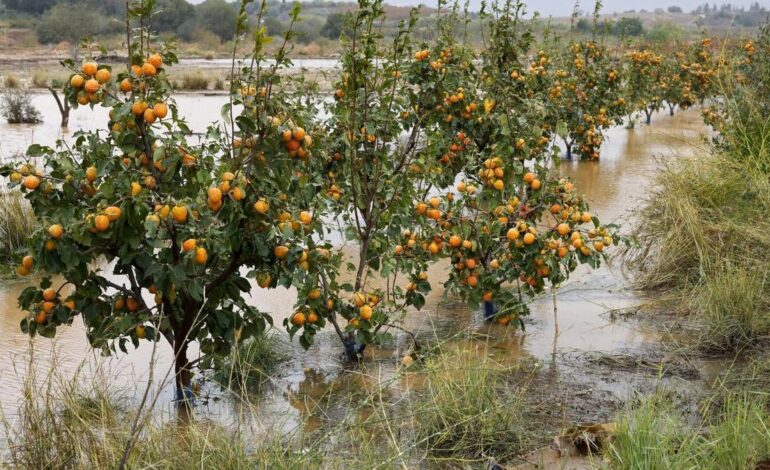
[0,94,716,437]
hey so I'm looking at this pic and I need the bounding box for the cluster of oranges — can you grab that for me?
[32,288,75,325]
[207,172,245,212]
[129,99,169,124]
[280,126,313,159]
[9,163,46,192]
[438,131,471,165]
[70,61,111,105]
[413,49,430,61]
[87,205,122,233]
[181,238,209,265]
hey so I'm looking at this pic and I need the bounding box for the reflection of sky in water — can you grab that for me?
[0,101,710,434]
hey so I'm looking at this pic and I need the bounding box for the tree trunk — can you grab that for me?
[173,339,192,403]
[669,103,675,116]
[48,87,70,128]
[564,137,572,160]
[645,109,652,125]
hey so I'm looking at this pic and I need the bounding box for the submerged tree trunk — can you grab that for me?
[668,103,676,116]
[564,137,573,160]
[48,87,69,127]
[173,339,192,402]
[645,108,652,125]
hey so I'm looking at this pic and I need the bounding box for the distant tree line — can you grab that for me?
[1,0,353,45]
[575,17,645,37]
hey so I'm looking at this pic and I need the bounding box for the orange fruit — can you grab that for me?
[141,62,157,77]
[42,288,57,301]
[483,291,494,302]
[254,199,269,214]
[144,175,156,189]
[557,223,570,236]
[131,182,142,196]
[48,224,64,239]
[22,255,33,269]
[257,273,271,288]
[523,172,535,183]
[85,166,97,182]
[42,301,54,313]
[171,205,188,223]
[208,187,222,203]
[182,239,197,252]
[194,247,208,264]
[274,245,289,259]
[135,325,146,339]
[62,299,75,310]
[143,108,156,124]
[70,74,85,88]
[489,259,500,270]
[359,305,373,321]
[506,228,520,241]
[286,140,300,152]
[466,275,478,288]
[593,241,604,252]
[292,312,306,327]
[81,61,98,76]
[115,297,125,310]
[449,235,462,247]
[352,292,366,307]
[148,53,163,68]
[44,240,57,251]
[126,297,139,312]
[95,68,111,84]
[530,179,542,190]
[153,102,168,119]
[94,214,110,232]
[182,154,196,167]
[229,187,244,202]
[307,312,319,324]
[104,206,122,221]
[292,127,306,140]
[84,78,100,94]
[34,311,47,325]
[119,78,132,92]
[523,233,536,245]
[23,175,40,190]
[581,212,592,223]
[299,211,312,225]
[131,101,148,116]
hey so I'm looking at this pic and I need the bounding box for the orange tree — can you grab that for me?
[302,0,480,358]
[623,48,665,126]
[405,0,622,325]
[660,49,695,116]
[543,33,626,160]
[3,0,327,399]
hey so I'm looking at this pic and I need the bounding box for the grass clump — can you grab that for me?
[412,349,534,463]
[178,73,209,90]
[212,330,288,392]
[0,190,37,265]
[606,392,770,469]
[626,153,770,351]
[4,75,19,89]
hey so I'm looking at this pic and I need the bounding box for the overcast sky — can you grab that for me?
[188,0,766,16]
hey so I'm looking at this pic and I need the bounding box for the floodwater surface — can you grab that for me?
[0,94,711,435]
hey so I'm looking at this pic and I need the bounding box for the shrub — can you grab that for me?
[1,90,42,124]
[35,3,105,45]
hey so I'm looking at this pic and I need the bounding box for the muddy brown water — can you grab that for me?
[0,96,714,438]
